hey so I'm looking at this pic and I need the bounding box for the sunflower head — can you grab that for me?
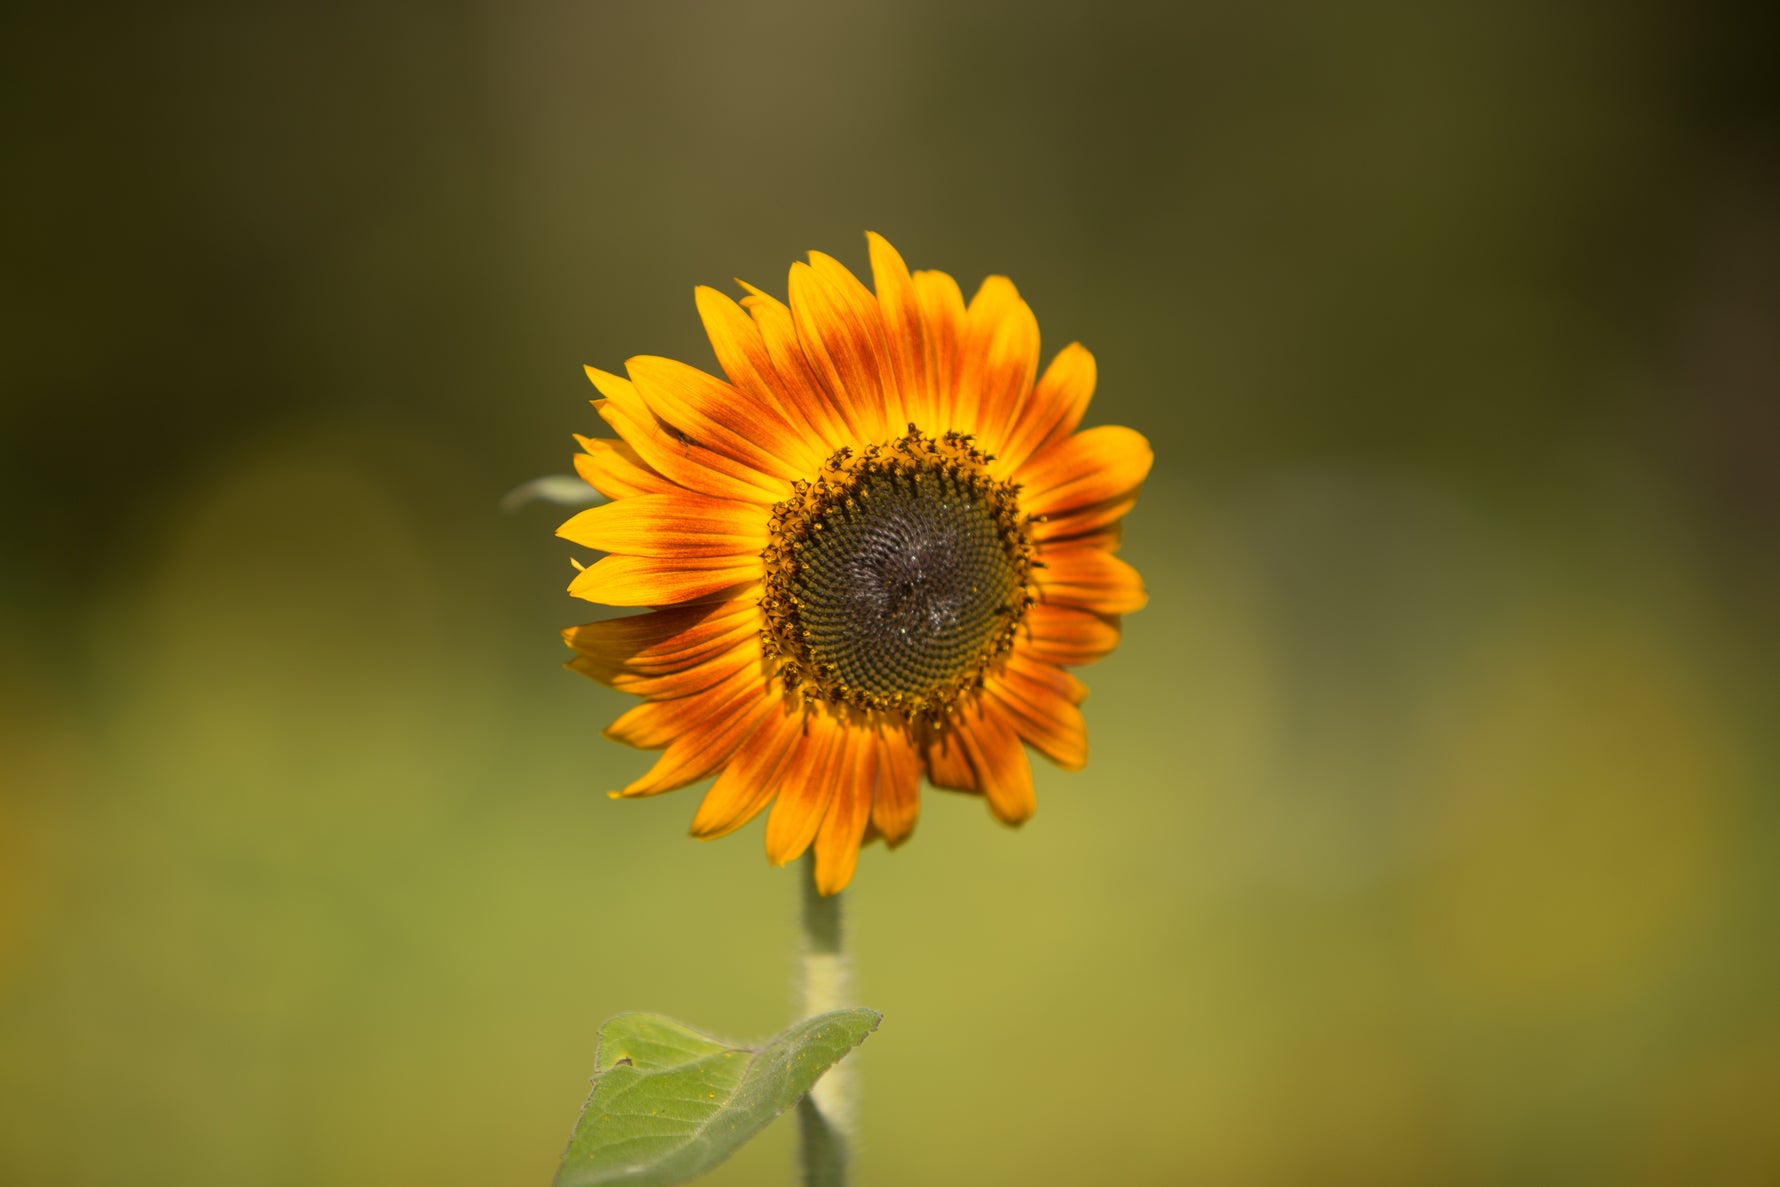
[558,234,1151,894]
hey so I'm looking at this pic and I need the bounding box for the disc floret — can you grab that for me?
[760,426,1035,721]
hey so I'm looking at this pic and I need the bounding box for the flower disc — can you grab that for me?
[797,468,1016,694]
[762,430,1032,718]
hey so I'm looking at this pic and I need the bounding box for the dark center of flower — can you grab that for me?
[761,428,1034,720]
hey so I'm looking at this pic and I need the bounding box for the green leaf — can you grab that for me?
[552,1008,880,1187]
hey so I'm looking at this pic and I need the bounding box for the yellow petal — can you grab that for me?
[957,276,1038,453]
[568,553,759,606]
[1020,425,1153,518]
[556,491,767,558]
[997,343,1097,473]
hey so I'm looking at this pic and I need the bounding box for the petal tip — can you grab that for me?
[992,804,1035,827]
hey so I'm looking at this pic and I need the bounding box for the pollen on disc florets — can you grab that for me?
[760,425,1036,722]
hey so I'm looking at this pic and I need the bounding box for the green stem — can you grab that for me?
[797,853,850,1186]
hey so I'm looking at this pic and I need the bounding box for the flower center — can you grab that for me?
[761,428,1034,720]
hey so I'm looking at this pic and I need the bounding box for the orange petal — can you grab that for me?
[739,283,853,453]
[1035,545,1148,615]
[571,638,755,699]
[867,233,932,430]
[811,720,876,894]
[568,553,759,607]
[919,717,978,793]
[868,720,922,846]
[954,696,1036,824]
[562,602,758,681]
[912,269,967,430]
[988,657,1089,770]
[617,690,775,798]
[763,710,843,865]
[997,343,1097,473]
[572,436,676,498]
[556,491,767,558]
[957,276,1039,455]
[589,365,783,504]
[695,285,827,446]
[1020,425,1153,519]
[690,696,804,839]
[1005,649,1088,704]
[626,355,820,485]
[788,256,894,444]
[1032,494,1140,546]
[1020,602,1123,667]
[604,659,764,749]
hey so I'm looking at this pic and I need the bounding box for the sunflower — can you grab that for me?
[558,234,1150,894]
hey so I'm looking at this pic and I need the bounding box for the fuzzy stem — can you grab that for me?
[797,853,850,1186]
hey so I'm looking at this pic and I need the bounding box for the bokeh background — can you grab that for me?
[4,2,1778,1184]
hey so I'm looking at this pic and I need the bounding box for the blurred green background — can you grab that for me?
[4,2,1777,1184]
